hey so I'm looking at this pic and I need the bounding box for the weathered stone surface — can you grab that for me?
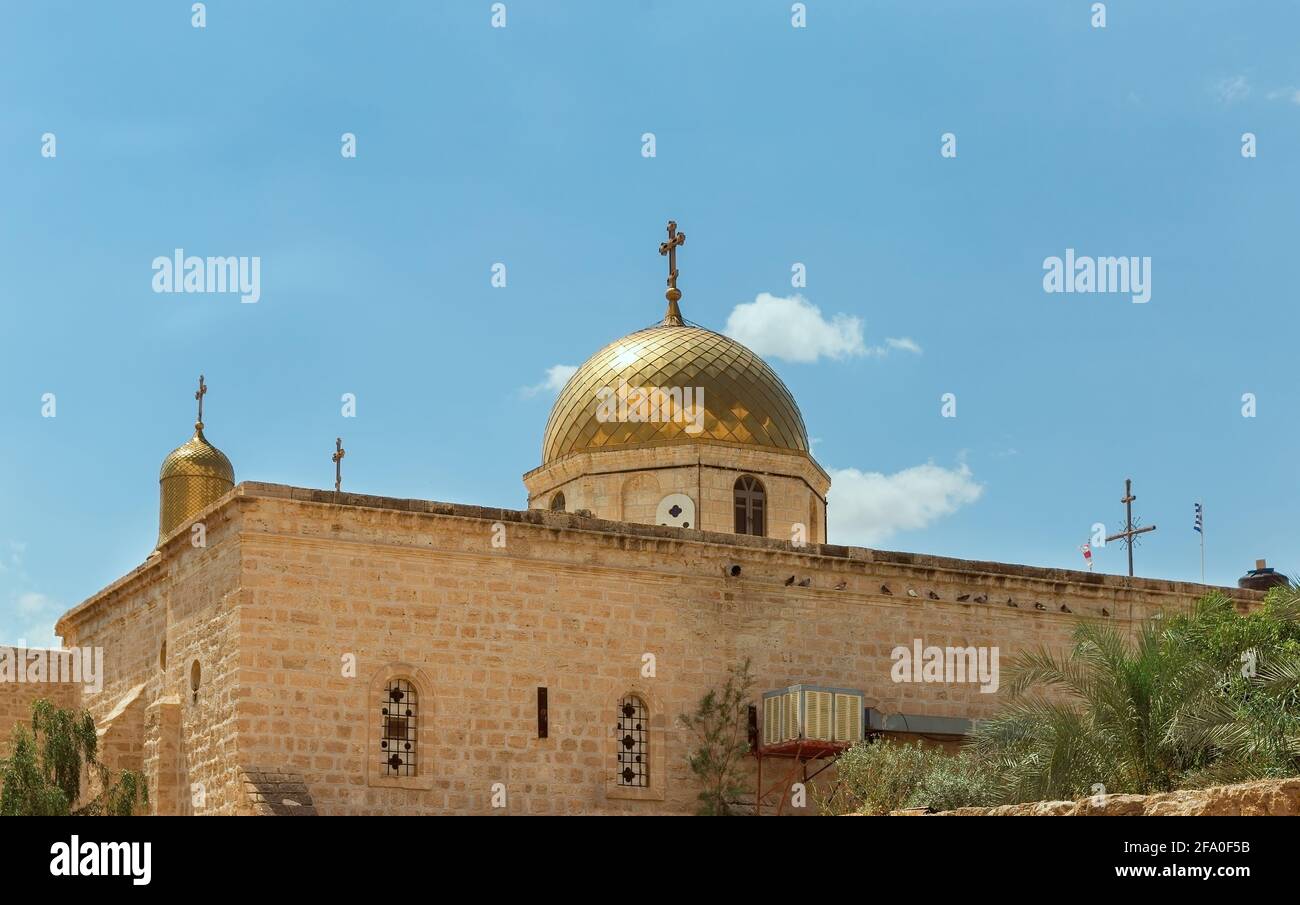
[4,481,1261,815]
[899,778,1300,816]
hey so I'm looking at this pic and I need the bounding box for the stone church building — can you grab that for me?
[2,233,1263,814]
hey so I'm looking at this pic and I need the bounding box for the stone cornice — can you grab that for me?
[59,481,1262,638]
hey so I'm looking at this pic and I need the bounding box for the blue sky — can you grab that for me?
[3,1,1299,646]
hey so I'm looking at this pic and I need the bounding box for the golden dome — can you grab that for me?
[157,425,235,546]
[541,311,810,465]
[157,375,235,547]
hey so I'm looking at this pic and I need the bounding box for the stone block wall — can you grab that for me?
[224,483,1258,815]
[0,648,79,755]
[17,481,1262,816]
[55,492,246,814]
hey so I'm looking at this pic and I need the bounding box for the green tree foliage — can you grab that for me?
[970,583,1300,803]
[681,658,755,815]
[825,585,1300,814]
[0,698,148,816]
[1164,589,1300,786]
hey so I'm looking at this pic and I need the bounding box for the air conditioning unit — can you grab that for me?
[761,685,865,746]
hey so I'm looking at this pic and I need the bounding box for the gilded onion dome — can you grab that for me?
[157,376,234,548]
[541,301,810,465]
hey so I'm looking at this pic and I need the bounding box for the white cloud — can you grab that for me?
[724,293,866,362]
[882,337,922,355]
[827,462,983,546]
[1216,75,1251,104]
[521,364,578,398]
[17,592,55,614]
[724,294,919,362]
[1266,86,1300,104]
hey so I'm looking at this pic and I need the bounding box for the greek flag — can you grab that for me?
[1194,502,1203,534]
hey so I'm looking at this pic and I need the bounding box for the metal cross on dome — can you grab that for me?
[194,374,207,428]
[659,220,685,294]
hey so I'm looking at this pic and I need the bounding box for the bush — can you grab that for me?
[907,749,1003,811]
[820,740,1004,815]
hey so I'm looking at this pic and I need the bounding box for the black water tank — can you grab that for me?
[1238,559,1289,592]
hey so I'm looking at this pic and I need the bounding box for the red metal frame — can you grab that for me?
[752,738,852,816]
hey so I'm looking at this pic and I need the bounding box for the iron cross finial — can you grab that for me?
[659,220,685,291]
[332,437,346,494]
[195,374,207,429]
[658,219,686,323]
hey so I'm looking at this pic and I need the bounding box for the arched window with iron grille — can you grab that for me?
[380,678,418,777]
[734,475,766,536]
[616,695,649,787]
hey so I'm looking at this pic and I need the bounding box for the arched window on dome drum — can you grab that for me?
[550,492,565,512]
[380,678,418,777]
[616,695,649,787]
[734,475,766,536]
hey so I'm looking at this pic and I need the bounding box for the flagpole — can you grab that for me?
[1199,500,1205,583]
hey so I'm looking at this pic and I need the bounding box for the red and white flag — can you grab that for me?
[1079,543,1093,571]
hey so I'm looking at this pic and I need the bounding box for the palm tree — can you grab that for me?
[972,617,1223,801]
[972,586,1300,802]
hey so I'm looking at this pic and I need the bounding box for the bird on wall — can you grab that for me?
[1060,604,1072,613]
[1034,602,1047,611]
[956,593,971,602]
[1007,598,1018,607]
[880,585,893,595]
[797,578,811,587]
[1102,608,1111,617]
[928,590,941,600]
[907,588,919,598]
[784,575,796,586]
[973,594,988,604]
[834,580,847,590]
